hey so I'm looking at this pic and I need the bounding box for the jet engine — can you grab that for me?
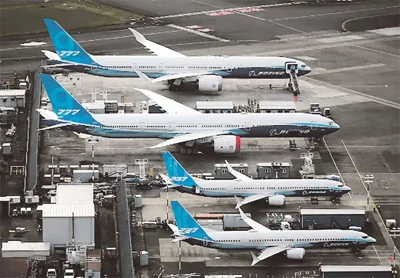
[286,248,305,260]
[213,135,241,154]
[198,75,223,92]
[268,195,285,206]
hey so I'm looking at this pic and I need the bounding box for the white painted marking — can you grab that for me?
[295,56,318,61]
[197,28,213,33]
[186,25,202,29]
[352,44,400,58]
[167,24,230,42]
[151,2,305,20]
[317,35,364,43]
[272,5,400,21]
[368,26,400,36]
[20,42,46,47]
[309,63,386,75]
[341,13,399,32]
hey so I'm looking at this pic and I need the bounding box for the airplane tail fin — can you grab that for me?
[162,152,197,188]
[170,201,212,240]
[43,18,97,65]
[39,74,101,126]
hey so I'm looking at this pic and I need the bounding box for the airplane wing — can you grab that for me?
[134,88,201,115]
[238,207,270,231]
[149,130,230,149]
[129,28,186,57]
[151,71,212,83]
[225,160,251,181]
[235,194,274,209]
[250,246,291,266]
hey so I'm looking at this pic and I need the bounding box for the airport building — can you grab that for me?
[42,184,95,253]
[0,90,26,108]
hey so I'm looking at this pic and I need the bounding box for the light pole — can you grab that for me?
[363,174,374,210]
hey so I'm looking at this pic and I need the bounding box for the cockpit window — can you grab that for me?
[338,184,343,187]
[362,236,368,239]
[301,65,306,68]
[329,121,333,125]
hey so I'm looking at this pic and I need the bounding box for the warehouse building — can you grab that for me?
[1,241,50,257]
[0,90,26,108]
[300,209,366,230]
[256,162,292,179]
[320,265,397,278]
[42,184,95,253]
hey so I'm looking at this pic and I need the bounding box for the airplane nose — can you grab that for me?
[368,236,377,243]
[344,186,352,193]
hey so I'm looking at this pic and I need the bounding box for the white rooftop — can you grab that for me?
[56,184,93,204]
[0,90,26,97]
[320,265,392,272]
[42,204,95,217]
[196,101,234,110]
[2,241,50,251]
[301,209,365,215]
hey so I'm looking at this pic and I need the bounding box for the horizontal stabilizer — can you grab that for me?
[37,122,71,131]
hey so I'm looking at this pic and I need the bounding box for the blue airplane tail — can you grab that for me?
[39,74,101,126]
[43,18,97,65]
[162,152,197,188]
[171,201,212,240]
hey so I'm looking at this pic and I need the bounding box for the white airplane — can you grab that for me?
[41,18,312,92]
[162,152,351,207]
[169,201,376,266]
[38,74,339,154]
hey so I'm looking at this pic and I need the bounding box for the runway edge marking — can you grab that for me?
[167,24,230,42]
[151,2,306,20]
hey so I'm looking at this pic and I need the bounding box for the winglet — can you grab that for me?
[225,160,251,181]
[250,251,260,266]
[129,28,147,44]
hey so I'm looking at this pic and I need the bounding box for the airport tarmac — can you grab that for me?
[0,0,390,275]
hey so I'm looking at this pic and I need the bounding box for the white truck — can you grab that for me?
[46,269,57,278]
[64,269,75,278]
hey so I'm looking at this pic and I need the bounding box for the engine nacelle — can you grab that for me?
[325,174,340,181]
[268,195,285,206]
[286,248,305,260]
[213,135,241,154]
[198,75,223,92]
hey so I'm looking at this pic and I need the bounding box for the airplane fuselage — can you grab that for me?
[47,55,312,79]
[176,178,350,198]
[43,112,339,139]
[183,229,374,251]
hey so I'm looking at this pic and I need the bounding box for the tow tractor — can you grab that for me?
[309,103,332,118]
